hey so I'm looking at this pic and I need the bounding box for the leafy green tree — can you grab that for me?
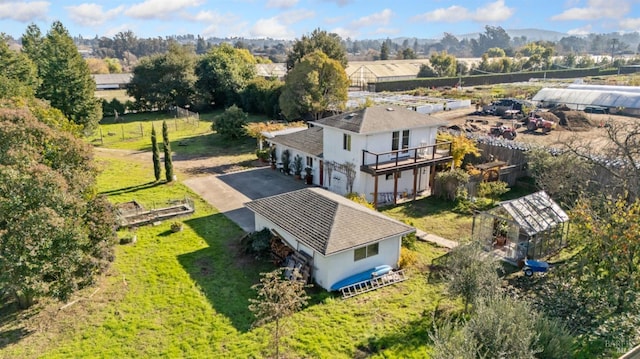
[279,50,349,121]
[401,48,417,59]
[443,242,501,313]
[249,268,309,359]
[104,57,122,73]
[432,293,574,359]
[0,98,116,308]
[240,77,284,117]
[213,105,248,139]
[151,125,161,181]
[22,22,102,135]
[286,28,347,71]
[485,47,506,58]
[430,51,457,77]
[380,41,390,60]
[417,63,437,78]
[0,36,40,97]
[162,121,174,182]
[128,43,197,111]
[471,25,511,57]
[195,43,256,108]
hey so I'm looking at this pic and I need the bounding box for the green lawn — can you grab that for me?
[0,153,453,358]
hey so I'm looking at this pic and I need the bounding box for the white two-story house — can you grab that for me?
[268,105,454,207]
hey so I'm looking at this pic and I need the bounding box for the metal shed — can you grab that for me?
[472,191,569,262]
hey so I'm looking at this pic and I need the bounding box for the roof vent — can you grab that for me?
[386,107,394,111]
[345,113,355,119]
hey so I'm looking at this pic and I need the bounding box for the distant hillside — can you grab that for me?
[457,28,568,42]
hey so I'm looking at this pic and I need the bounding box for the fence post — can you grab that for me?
[175,118,178,131]
[140,123,144,138]
[99,127,104,145]
[122,125,125,141]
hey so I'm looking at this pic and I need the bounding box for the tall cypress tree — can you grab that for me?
[151,125,161,181]
[22,22,102,134]
[162,121,174,182]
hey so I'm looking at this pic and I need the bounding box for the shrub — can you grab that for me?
[170,221,183,232]
[240,228,272,259]
[281,149,291,174]
[255,149,270,162]
[402,231,417,250]
[433,168,469,201]
[477,181,509,202]
[398,247,418,269]
[213,105,248,139]
[345,192,374,209]
[292,154,303,176]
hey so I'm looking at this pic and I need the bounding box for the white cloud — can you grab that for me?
[619,18,640,31]
[567,24,592,35]
[331,26,358,40]
[372,27,399,36]
[184,10,230,23]
[66,3,124,27]
[125,0,204,20]
[0,1,49,22]
[103,23,136,38]
[279,9,315,25]
[321,0,353,6]
[266,0,298,9]
[250,17,294,39]
[411,0,513,23]
[324,15,344,24]
[552,0,630,21]
[352,9,393,27]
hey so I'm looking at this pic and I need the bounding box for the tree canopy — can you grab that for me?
[0,36,40,98]
[0,97,116,308]
[429,51,457,77]
[286,28,347,71]
[127,43,197,111]
[22,22,102,135]
[279,50,349,121]
[195,43,256,108]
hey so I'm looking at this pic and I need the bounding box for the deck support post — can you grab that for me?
[373,174,379,208]
[393,171,398,205]
[412,167,418,201]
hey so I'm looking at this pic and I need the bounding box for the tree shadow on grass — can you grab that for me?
[178,214,274,333]
[356,312,434,358]
[99,181,163,196]
[0,297,33,349]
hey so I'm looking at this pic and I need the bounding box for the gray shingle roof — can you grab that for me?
[312,105,447,135]
[92,73,133,85]
[245,188,414,256]
[269,126,324,157]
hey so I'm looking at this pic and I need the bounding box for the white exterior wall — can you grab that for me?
[253,213,402,291]
[317,236,402,290]
[272,145,320,185]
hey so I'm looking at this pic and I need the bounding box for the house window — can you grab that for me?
[392,130,410,152]
[343,133,351,151]
[385,172,401,180]
[353,243,379,261]
[401,130,409,151]
[306,156,313,167]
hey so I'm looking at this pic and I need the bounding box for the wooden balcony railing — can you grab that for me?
[360,141,453,175]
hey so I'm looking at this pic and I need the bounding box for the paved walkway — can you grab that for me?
[415,229,458,249]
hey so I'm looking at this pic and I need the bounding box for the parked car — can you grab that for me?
[584,106,609,114]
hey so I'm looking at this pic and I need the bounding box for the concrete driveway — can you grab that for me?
[183,167,307,232]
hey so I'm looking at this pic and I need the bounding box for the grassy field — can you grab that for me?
[94,89,133,103]
[0,153,453,358]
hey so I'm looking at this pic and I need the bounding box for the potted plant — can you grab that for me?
[292,155,303,180]
[281,149,291,175]
[493,219,508,246]
[270,146,277,169]
[304,166,313,185]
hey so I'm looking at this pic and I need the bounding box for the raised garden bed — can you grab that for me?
[116,198,195,228]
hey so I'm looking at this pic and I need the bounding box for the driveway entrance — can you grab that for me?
[183,167,307,232]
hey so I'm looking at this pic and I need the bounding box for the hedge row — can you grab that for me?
[371,67,635,92]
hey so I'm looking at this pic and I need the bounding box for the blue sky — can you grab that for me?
[1,0,640,40]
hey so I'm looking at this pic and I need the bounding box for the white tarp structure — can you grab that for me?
[532,85,640,114]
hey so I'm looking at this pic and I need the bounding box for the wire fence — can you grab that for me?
[91,110,203,146]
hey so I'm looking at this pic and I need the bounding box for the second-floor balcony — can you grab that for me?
[360,141,453,175]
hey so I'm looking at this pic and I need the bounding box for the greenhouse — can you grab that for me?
[532,85,640,115]
[472,191,570,263]
[346,59,433,88]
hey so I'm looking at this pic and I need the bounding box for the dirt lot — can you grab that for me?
[438,108,635,150]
